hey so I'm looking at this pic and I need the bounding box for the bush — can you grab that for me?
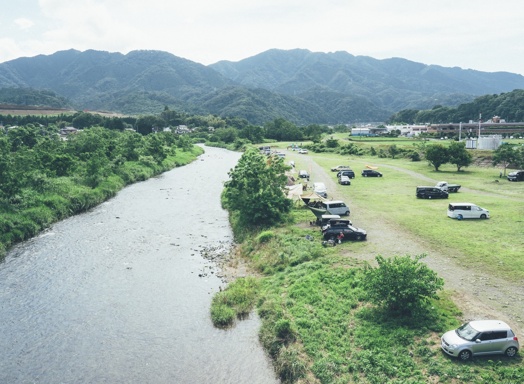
[257,230,275,244]
[210,304,236,327]
[363,254,444,315]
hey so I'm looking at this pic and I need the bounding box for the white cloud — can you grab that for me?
[0,0,522,74]
[14,18,34,30]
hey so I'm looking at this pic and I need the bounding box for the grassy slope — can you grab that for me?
[216,138,524,383]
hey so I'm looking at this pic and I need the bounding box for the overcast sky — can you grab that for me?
[2,0,524,75]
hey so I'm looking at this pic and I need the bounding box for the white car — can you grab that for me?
[338,175,351,185]
[298,149,308,154]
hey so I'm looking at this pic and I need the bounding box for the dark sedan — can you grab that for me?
[322,225,367,241]
[361,169,382,177]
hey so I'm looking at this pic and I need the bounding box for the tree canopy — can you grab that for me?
[223,147,292,230]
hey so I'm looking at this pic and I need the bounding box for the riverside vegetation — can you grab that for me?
[212,139,524,383]
[0,124,202,258]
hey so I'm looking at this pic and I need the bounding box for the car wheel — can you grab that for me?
[457,214,463,220]
[356,235,362,241]
[505,346,518,357]
[364,174,368,177]
[480,214,487,219]
[379,174,382,177]
[458,350,471,361]
[345,211,350,216]
[428,195,432,199]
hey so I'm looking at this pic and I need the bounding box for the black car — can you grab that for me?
[322,224,366,241]
[362,169,383,177]
[507,170,524,181]
[416,186,449,199]
[336,169,355,179]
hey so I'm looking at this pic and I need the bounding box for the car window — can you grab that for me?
[457,323,479,341]
[491,331,508,339]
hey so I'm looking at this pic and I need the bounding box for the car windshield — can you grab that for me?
[456,323,480,341]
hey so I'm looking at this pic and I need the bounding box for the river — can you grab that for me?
[0,146,279,384]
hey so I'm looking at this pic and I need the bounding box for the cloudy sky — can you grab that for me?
[2,0,524,75]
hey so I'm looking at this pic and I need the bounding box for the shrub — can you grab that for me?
[210,304,236,327]
[363,254,444,315]
[257,230,275,244]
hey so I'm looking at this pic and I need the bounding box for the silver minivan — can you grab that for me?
[320,200,350,216]
[447,203,490,220]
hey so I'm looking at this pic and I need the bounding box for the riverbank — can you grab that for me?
[214,147,524,383]
[0,144,204,260]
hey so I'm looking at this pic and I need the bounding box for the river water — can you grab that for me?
[0,146,279,384]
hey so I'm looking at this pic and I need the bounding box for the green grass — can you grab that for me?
[214,141,524,383]
[215,217,524,383]
[307,151,524,282]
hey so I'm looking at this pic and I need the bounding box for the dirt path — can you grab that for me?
[299,155,524,335]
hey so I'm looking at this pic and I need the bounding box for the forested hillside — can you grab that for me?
[389,89,524,124]
[1,48,524,124]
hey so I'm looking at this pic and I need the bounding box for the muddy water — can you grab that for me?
[0,146,279,384]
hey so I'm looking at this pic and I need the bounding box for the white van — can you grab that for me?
[447,203,490,220]
[313,182,327,198]
[321,200,350,216]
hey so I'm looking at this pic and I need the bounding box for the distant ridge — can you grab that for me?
[1,48,523,124]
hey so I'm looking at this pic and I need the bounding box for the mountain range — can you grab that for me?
[1,48,524,125]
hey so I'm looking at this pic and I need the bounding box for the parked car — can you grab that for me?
[298,170,309,179]
[331,165,352,172]
[362,169,383,177]
[435,181,461,192]
[447,203,489,220]
[416,186,449,199]
[336,169,355,179]
[318,214,341,228]
[441,320,519,361]
[507,170,524,181]
[320,200,350,216]
[313,182,327,198]
[322,224,367,241]
[339,175,351,185]
[298,148,308,154]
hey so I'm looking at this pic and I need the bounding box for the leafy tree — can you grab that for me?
[135,115,165,135]
[239,124,264,143]
[492,143,519,176]
[409,150,421,162]
[363,254,444,315]
[0,135,20,199]
[72,112,104,129]
[388,144,400,159]
[223,147,291,228]
[214,127,238,144]
[448,141,473,171]
[516,146,524,169]
[424,144,449,171]
[325,137,339,148]
[264,118,303,141]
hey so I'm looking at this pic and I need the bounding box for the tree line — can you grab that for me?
[0,122,197,257]
[388,89,524,124]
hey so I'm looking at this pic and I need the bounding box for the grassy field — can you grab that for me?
[275,138,524,282]
[214,138,524,383]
